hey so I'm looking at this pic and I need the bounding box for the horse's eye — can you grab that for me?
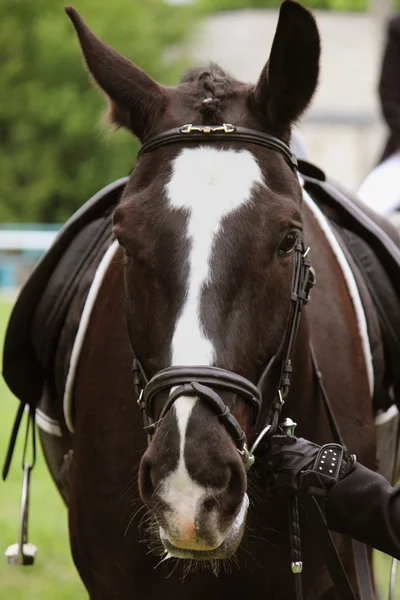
[278,231,298,255]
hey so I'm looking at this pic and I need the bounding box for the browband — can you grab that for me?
[137,123,298,171]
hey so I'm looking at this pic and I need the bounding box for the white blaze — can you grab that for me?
[161,146,263,543]
[167,146,263,367]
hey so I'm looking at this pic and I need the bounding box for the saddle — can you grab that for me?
[3,164,400,474]
[2,177,127,409]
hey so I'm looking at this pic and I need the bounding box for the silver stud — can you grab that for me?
[319,467,322,471]
[291,561,303,574]
[329,469,333,473]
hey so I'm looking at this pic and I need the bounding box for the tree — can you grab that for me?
[0,0,195,223]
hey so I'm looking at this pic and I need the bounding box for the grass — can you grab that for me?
[0,298,398,598]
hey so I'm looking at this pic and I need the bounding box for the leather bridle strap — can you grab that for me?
[160,382,247,450]
[143,365,261,425]
[140,365,262,466]
[299,495,357,600]
[263,243,314,435]
[137,123,298,172]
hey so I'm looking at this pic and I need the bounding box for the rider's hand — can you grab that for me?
[263,435,356,497]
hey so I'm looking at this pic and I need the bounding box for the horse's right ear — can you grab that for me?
[65,6,167,140]
[253,1,320,129]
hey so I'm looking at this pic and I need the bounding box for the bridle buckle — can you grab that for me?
[179,123,236,134]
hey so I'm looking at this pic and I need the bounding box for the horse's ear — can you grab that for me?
[65,6,167,140]
[254,1,320,128]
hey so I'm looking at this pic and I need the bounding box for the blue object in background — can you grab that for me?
[0,225,61,291]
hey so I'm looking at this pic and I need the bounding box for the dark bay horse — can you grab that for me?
[43,2,378,598]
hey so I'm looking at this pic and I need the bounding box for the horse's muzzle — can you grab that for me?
[159,494,249,560]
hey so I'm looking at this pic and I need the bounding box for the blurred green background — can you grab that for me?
[0,0,196,224]
[1,0,399,597]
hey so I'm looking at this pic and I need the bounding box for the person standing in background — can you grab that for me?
[358,15,400,215]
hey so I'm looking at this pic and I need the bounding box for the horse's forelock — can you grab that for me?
[179,64,238,124]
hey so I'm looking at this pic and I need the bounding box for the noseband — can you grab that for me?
[132,123,314,467]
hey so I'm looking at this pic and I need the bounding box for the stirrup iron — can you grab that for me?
[5,407,38,566]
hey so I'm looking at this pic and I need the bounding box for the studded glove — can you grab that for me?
[263,435,357,497]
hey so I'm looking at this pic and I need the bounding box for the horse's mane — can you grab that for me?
[180,64,237,123]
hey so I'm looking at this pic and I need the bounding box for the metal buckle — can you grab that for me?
[237,443,255,469]
[180,123,236,134]
[136,388,144,407]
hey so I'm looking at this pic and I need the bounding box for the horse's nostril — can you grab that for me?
[139,457,155,505]
[203,496,217,513]
[225,462,247,516]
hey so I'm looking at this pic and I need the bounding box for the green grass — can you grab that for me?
[0,298,398,598]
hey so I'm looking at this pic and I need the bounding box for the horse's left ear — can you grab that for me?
[254,1,320,128]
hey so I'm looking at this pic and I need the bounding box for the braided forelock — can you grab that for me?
[180,64,235,124]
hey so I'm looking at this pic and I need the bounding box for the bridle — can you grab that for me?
[131,123,374,600]
[132,123,314,466]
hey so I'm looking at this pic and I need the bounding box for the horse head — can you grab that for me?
[66,1,320,562]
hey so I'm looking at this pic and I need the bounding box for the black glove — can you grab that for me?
[263,435,356,497]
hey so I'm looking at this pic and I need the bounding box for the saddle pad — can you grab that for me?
[2,177,127,408]
[63,240,119,432]
[300,163,400,405]
[299,161,400,297]
[303,190,374,395]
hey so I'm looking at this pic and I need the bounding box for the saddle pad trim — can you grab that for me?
[303,189,374,395]
[36,408,62,437]
[63,240,119,432]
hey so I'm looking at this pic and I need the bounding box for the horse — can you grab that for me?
[22,1,383,598]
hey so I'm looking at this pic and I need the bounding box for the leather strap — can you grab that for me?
[299,495,357,600]
[157,382,247,450]
[143,365,261,426]
[138,124,298,171]
[352,539,375,600]
[2,402,25,480]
